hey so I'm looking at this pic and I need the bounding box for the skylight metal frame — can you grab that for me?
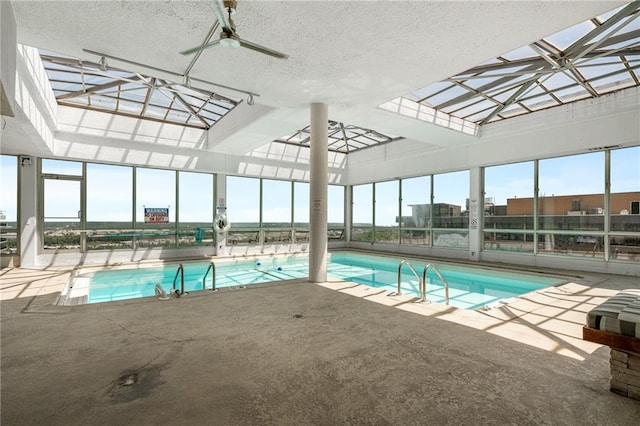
[403,1,640,125]
[275,121,403,153]
[40,51,240,130]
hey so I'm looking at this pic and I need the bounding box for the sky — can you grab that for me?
[1,146,638,226]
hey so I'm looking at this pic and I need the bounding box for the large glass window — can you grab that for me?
[226,176,260,245]
[401,176,430,245]
[178,171,214,247]
[294,182,309,242]
[483,162,534,253]
[135,168,176,248]
[610,146,640,260]
[262,179,292,243]
[0,155,18,255]
[86,163,133,250]
[375,180,399,243]
[42,159,83,251]
[433,170,469,247]
[352,184,373,242]
[328,185,345,240]
[538,152,604,257]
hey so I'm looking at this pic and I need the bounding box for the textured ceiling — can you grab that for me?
[7,1,629,155]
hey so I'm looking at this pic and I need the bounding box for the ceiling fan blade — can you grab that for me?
[212,0,233,32]
[239,38,289,60]
[180,39,222,56]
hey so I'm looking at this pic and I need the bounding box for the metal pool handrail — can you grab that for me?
[397,260,421,296]
[172,263,185,297]
[203,261,217,292]
[422,263,449,305]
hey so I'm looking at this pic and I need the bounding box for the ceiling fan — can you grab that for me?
[180,0,289,60]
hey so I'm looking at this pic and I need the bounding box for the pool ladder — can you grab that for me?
[202,261,218,292]
[172,263,187,297]
[397,260,449,305]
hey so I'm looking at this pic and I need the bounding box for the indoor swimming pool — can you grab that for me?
[68,251,567,309]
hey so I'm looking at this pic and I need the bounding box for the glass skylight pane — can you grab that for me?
[118,100,143,114]
[520,94,558,110]
[592,74,634,94]
[145,106,166,119]
[577,57,627,80]
[501,45,539,60]
[166,110,190,122]
[408,81,453,102]
[426,85,470,108]
[462,109,492,123]
[447,99,493,118]
[539,72,575,90]
[89,95,117,109]
[553,86,590,102]
[544,21,595,51]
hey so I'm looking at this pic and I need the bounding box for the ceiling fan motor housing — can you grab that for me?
[223,0,237,14]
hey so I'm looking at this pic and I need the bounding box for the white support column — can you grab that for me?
[19,155,38,267]
[215,173,227,256]
[309,103,328,282]
[468,166,482,261]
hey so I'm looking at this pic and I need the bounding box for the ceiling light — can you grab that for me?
[98,56,108,72]
[183,74,192,88]
[247,94,254,106]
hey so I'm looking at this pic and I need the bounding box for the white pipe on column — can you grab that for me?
[309,103,328,282]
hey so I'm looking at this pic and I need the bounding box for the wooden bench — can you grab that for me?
[583,289,640,400]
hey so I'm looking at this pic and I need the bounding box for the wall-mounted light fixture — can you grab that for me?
[247,94,254,106]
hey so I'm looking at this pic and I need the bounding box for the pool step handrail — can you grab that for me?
[154,284,169,300]
[397,260,421,296]
[422,263,450,305]
[172,263,186,297]
[203,261,218,292]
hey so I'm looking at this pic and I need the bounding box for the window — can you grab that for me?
[226,176,260,245]
[178,171,214,247]
[483,162,534,252]
[328,185,345,240]
[0,155,18,255]
[86,163,133,250]
[135,168,176,248]
[401,176,430,245]
[352,184,373,242]
[433,170,469,248]
[610,146,640,260]
[262,179,292,243]
[374,180,399,243]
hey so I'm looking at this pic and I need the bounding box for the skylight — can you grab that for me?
[389,1,640,125]
[274,121,402,153]
[39,51,240,130]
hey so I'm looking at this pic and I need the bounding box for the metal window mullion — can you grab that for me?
[80,162,87,253]
[372,183,376,243]
[430,176,434,246]
[399,179,403,244]
[604,150,611,261]
[259,178,264,245]
[533,160,539,255]
[132,167,137,250]
[175,170,180,249]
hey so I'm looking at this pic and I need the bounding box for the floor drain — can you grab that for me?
[120,373,138,387]
[293,314,303,319]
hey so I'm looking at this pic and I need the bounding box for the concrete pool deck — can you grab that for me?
[1,264,639,424]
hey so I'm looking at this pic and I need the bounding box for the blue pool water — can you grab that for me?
[84,252,566,309]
